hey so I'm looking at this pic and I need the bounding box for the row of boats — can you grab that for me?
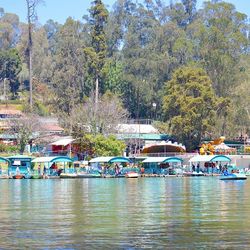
[3,170,247,180]
[2,170,140,179]
[60,171,140,179]
[183,171,247,180]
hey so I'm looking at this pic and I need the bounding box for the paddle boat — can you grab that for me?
[125,172,140,178]
[7,155,33,179]
[183,171,204,177]
[60,172,77,178]
[30,173,42,179]
[220,173,247,180]
[12,173,26,179]
[0,174,10,179]
[77,172,101,178]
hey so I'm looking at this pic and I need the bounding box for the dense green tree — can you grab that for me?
[189,1,249,97]
[52,18,86,114]
[0,48,22,97]
[163,66,217,150]
[32,27,53,83]
[44,19,61,54]
[78,134,126,158]
[84,0,108,108]
[0,0,250,148]
[0,10,20,49]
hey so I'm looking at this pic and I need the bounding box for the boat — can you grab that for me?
[125,172,140,178]
[220,173,247,180]
[183,171,204,177]
[60,173,77,178]
[0,174,10,179]
[12,174,26,179]
[30,174,42,179]
[77,172,101,178]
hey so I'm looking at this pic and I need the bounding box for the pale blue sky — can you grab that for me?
[0,0,249,25]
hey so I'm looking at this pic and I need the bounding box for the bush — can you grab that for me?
[0,143,19,153]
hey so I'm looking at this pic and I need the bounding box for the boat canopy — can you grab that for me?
[142,157,183,163]
[32,156,73,163]
[0,157,10,164]
[7,155,33,161]
[89,156,131,163]
[189,155,231,163]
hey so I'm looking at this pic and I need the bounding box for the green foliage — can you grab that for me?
[0,48,22,97]
[1,0,250,148]
[84,134,126,157]
[33,100,50,116]
[152,121,171,134]
[163,66,217,150]
[84,0,108,94]
[52,18,86,114]
[102,60,124,94]
[0,144,19,153]
[189,1,249,97]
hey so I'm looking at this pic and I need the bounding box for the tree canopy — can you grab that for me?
[0,0,250,150]
[163,66,217,150]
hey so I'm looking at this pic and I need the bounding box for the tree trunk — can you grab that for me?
[27,0,33,110]
[29,44,33,109]
[94,76,99,134]
[95,76,99,111]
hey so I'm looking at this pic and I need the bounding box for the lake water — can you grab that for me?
[1,177,250,249]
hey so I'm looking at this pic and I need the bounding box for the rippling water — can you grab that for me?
[0,177,250,249]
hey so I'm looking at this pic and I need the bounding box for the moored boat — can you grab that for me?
[30,174,42,179]
[12,174,26,179]
[125,172,139,178]
[77,172,101,178]
[0,174,10,179]
[60,173,77,178]
[220,173,247,180]
[183,171,204,177]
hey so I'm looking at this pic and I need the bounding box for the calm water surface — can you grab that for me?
[1,177,250,249]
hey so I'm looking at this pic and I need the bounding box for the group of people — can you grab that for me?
[191,162,228,174]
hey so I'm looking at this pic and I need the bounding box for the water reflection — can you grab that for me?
[0,178,250,248]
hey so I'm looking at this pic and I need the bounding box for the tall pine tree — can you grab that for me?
[84,0,108,110]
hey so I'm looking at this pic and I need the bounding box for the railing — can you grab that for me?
[126,119,154,125]
[131,152,199,157]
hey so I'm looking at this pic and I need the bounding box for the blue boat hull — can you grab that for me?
[220,173,247,180]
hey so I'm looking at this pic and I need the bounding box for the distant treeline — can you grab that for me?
[0,0,250,150]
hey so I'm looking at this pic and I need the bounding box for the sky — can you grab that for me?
[0,0,249,25]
